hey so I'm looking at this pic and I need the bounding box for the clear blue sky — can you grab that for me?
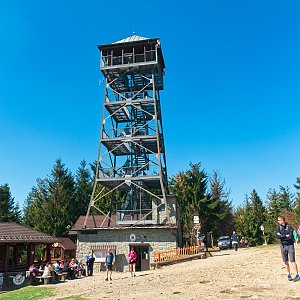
[1,0,300,208]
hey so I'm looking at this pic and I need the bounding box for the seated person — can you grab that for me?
[240,237,248,247]
[54,260,61,273]
[29,264,39,277]
[68,258,77,279]
[62,260,69,272]
[38,264,44,275]
[77,259,86,276]
[42,262,52,278]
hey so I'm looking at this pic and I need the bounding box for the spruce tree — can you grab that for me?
[46,159,76,236]
[278,186,294,211]
[266,188,281,217]
[24,159,76,237]
[0,183,19,222]
[74,160,93,218]
[208,171,234,236]
[170,163,208,245]
[13,202,22,223]
[235,190,266,246]
[293,177,300,223]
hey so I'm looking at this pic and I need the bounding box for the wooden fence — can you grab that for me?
[153,246,204,263]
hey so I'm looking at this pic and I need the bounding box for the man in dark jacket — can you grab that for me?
[277,216,299,281]
[86,251,95,276]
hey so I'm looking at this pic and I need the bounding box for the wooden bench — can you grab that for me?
[35,275,53,285]
[57,272,68,282]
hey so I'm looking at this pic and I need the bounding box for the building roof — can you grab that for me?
[70,215,118,232]
[54,237,76,250]
[69,215,178,234]
[0,222,54,243]
[113,34,150,44]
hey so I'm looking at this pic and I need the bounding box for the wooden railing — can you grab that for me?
[153,246,204,263]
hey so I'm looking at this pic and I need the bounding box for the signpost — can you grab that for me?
[260,225,267,245]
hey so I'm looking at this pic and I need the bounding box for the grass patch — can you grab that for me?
[0,286,53,300]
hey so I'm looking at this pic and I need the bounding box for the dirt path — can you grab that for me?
[45,244,300,300]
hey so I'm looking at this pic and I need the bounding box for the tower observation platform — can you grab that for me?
[84,35,173,227]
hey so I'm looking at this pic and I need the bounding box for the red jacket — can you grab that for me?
[128,251,137,262]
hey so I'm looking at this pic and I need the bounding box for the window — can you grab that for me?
[93,249,116,263]
[34,244,47,262]
[8,245,28,266]
[52,248,61,259]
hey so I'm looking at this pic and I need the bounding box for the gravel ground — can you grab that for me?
[45,244,300,300]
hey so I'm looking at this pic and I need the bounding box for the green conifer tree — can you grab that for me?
[278,186,294,211]
[208,171,234,236]
[74,160,93,217]
[24,159,76,237]
[0,183,20,222]
[170,163,208,245]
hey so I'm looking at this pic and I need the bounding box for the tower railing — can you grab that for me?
[101,50,157,68]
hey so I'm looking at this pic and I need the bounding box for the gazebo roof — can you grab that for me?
[0,222,54,243]
[54,237,76,250]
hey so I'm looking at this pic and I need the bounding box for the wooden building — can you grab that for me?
[0,222,54,291]
[51,237,76,261]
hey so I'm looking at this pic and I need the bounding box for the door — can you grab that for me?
[140,246,149,271]
[129,244,150,271]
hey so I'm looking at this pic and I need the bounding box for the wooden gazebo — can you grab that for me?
[0,222,54,273]
[0,222,54,291]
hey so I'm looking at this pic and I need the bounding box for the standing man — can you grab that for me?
[231,231,238,251]
[105,248,115,281]
[128,248,137,277]
[86,251,95,276]
[277,216,300,281]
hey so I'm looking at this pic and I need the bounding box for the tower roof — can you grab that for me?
[113,34,150,44]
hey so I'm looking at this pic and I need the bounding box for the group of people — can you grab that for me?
[229,232,248,251]
[29,257,86,282]
[103,247,137,281]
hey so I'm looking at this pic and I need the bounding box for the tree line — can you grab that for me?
[1,159,300,246]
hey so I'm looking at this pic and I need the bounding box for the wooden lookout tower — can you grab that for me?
[72,35,180,272]
[84,34,173,228]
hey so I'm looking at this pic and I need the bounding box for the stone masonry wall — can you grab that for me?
[76,227,177,272]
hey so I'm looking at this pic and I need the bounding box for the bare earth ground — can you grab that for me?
[45,244,300,300]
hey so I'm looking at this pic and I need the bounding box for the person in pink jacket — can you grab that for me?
[128,248,137,277]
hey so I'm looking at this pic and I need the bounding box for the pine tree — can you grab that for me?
[294,177,300,223]
[46,159,76,236]
[74,160,93,218]
[170,163,208,245]
[278,186,294,211]
[266,188,281,217]
[24,159,76,237]
[0,183,18,222]
[208,171,234,236]
[13,202,22,223]
[234,190,266,246]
